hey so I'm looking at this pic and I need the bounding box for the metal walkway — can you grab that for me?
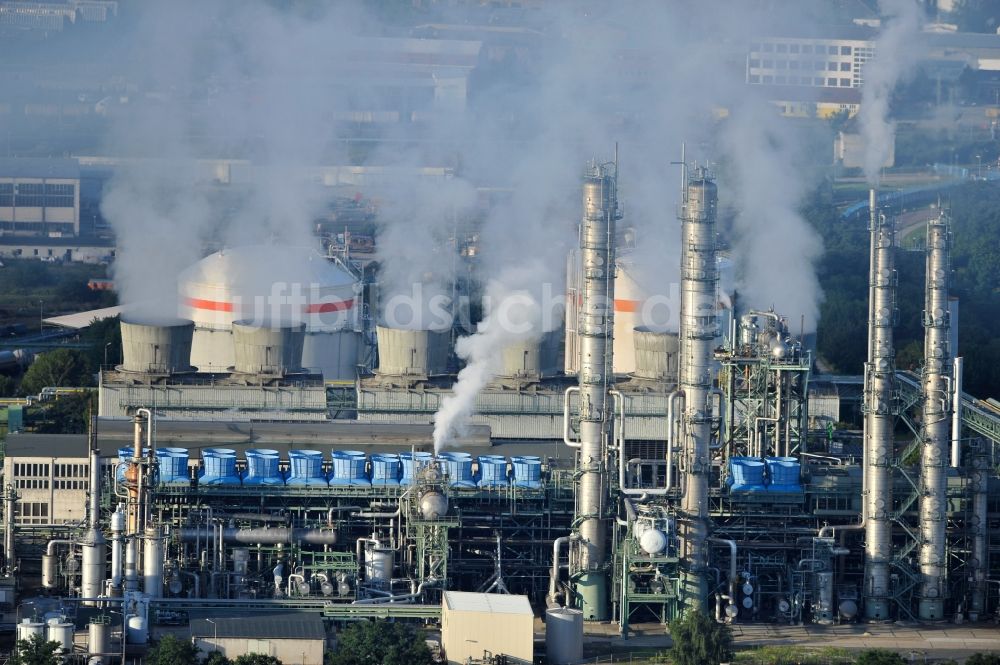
[822,372,1000,446]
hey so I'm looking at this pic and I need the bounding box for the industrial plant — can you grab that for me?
[0,157,998,664]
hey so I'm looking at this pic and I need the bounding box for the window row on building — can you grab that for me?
[14,502,49,525]
[0,183,76,208]
[752,41,855,56]
[750,74,854,88]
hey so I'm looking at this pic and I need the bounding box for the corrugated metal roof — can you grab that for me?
[443,591,532,615]
[0,157,80,179]
[191,613,325,640]
[44,305,123,330]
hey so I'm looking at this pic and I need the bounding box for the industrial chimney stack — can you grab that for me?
[572,160,620,621]
[917,210,953,621]
[677,168,718,611]
[863,189,895,621]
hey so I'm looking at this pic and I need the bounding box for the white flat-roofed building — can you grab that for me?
[0,158,81,238]
[441,591,534,665]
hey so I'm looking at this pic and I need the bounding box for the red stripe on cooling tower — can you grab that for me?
[185,297,234,312]
[185,298,354,313]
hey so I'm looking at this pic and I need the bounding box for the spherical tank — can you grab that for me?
[178,245,361,377]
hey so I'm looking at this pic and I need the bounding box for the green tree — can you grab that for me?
[80,314,122,370]
[234,655,283,665]
[856,649,906,665]
[668,609,733,665]
[29,392,95,434]
[327,619,433,665]
[967,654,1000,665]
[146,634,200,665]
[0,374,16,397]
[10,633,61,665]
[20,349,92,396]
[204,652,232,665]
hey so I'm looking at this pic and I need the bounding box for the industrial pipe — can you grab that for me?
[951,357,963,468]
[548,536,570,606]
[562,386,581,448]
[177,527,337,545]
[709,537,738,617]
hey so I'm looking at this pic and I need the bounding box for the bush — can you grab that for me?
[668,609,733,665]
[327,620,433,665]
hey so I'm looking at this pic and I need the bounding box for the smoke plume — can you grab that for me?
[860,0,925,184]
[433,264,556,452]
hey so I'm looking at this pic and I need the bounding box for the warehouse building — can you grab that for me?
[441,591,534,665]
[0,158,81,238]
[191,614,327,665]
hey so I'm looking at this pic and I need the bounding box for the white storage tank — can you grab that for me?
[17,618,45,643]
[88,618,111,665]
[546,607,583,664]
[126,615,147,645]
[364,540,393,588]
[46,617,74,653]
[179,245,361,378]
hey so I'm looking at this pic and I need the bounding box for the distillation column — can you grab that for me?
[863,191,895,621]
[573,161,620,621]
[80,446,106,605]
[678,169,718,611]
[918,211,953,621]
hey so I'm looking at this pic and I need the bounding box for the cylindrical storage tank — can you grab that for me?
[119,318,194,374]
[370,454,401,486]
[375,326,449,377]
[329,450,369,486]
[400,452,433,485]
[143,526,164,597]
[80,528,106,601]
[765,456,802,492]
[41,553,58,589]
[438,452,476,488]
[729,457,766,491]
[199,449,241,485]
[17,618,45,643]
[476,455,509,488]
[88,619,111,665]
[180,245,360,375]
[286,450,328,486]
[364,541,393,589]
[46,617,74,653]
[632,327,679,381]
[243,449,284,485]
[511,455,542,489]
[125,615,147,645]
[546,608,584,665]
[232,320,305,375]
[155,448,189,484]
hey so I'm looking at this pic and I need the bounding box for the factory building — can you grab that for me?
[191,614,327,665]
[0,158,81,238]
[440,592,533,665]
[746,29,876,90]
[4,163,1000,665]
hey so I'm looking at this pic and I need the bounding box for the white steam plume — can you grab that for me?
[433,264,557,452]
[860,0,925,184]
[720,99,824,332]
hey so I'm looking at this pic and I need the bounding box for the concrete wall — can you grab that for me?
[441,605,532,665]
[98,382,329,421]
[194,637,324,665]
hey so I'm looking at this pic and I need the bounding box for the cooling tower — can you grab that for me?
[632,327,679,381]
[499,332,561,380]
[375,326,450,377]
[119,318,194,374]
[232,321,305,375]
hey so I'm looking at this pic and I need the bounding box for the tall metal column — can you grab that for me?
[918,211,952,621]
[678,169,717,611]
[863,190,895,621]
[573,161,620,621]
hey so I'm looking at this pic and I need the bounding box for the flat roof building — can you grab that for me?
[441,591,534,665]
[0,158,81,238]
